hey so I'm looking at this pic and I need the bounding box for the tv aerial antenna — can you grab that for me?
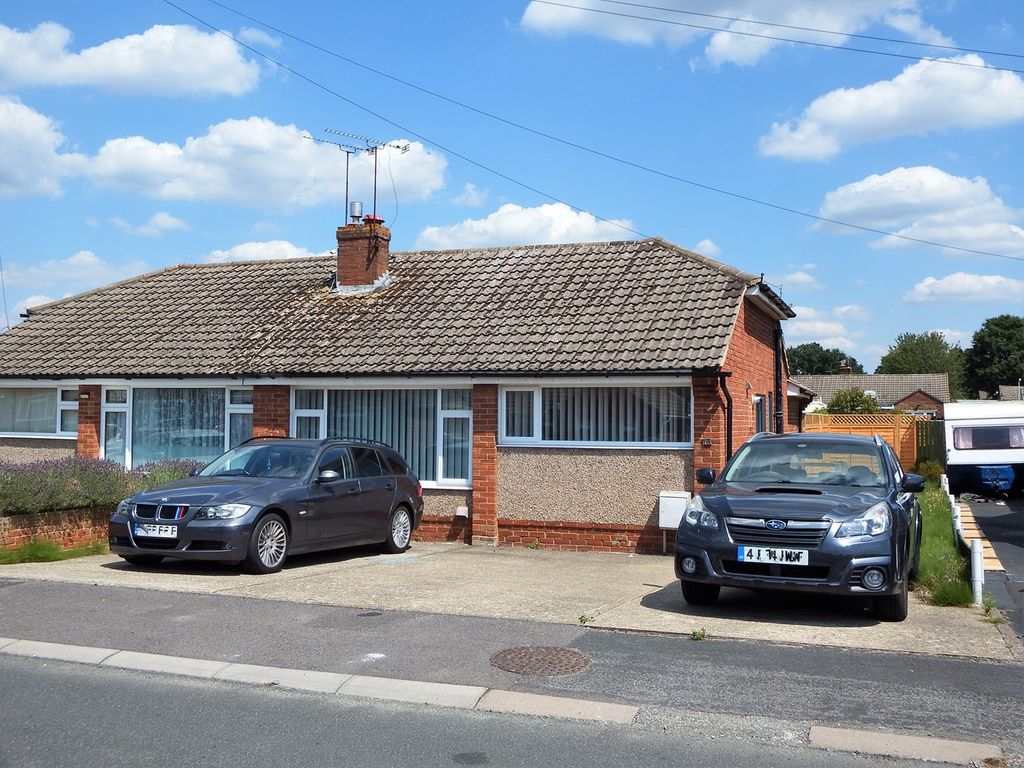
[304,134,363,223]
[325,129,410,220]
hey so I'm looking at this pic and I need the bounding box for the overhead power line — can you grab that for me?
[589,0,1024,61]
[167,0,1023,263]
[530,0,1024,76]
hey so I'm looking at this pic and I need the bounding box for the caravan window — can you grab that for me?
[953,426,1024,451]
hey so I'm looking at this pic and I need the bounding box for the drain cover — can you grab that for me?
[490,646,590,676]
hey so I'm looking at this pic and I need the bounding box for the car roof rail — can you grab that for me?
[324,436,393,449]
[237,435,289,446]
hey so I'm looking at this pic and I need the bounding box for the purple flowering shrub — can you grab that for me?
[0,457,204,515]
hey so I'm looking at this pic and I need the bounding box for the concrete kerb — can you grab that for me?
[808,725,1004,765]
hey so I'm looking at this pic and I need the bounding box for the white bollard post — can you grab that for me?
[971,539,985,606]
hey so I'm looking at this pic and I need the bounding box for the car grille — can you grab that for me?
[722,560,831,580]
[134,504,189,520]
[131,537,179,549]
[725,517,830,548]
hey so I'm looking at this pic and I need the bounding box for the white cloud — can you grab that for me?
[819,166,1024,256]
[760,54,1024,160]
[1,250,147,292]
[453,182,488,207]
[111,211,189,237]
[770,270,822,292]
[205,241,332,263]
[237,27,282,49]
[0,95,82,199]
[521,1,948,66]
[4,294,55,327]
[790,305,823,320]
[933,328,969,344]
[0,22,259,96]
[904,273,1024,303]
[82,119,447,210]
[416,203,632,249]
[692,238,721,257]
[833,304,872,322]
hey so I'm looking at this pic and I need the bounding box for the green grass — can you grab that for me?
[0,539,107,565]
[914,484,973,606]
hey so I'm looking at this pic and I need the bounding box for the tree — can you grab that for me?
[875,331,966,398]
[826,388,880,414]
[964,315,1024,398]
[787,343,865,375]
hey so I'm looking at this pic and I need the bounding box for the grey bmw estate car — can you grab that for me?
[109,437,423,573]
[675,432,924,621]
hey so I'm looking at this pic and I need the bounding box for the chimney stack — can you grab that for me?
[336,209,391,287]
[838,360,852,374]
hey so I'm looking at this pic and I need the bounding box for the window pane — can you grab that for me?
[504,391,534,438]
[105,389,128,404]
[229,389,253,406]
[442,417,470,481]
[295,415,320,439]
[131,388,226,466]
[104,411,127,465]
[229,412,253,448]
[541,386,691,444]
[60,409,79,433]
[294,389,324,410]
[318,447,354,479]
[0,388,57,434]
[60,389,79,403]
[326,389,438,481]
[441,389,472,410]
[351,447,383,477]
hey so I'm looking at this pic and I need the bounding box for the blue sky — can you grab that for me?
[1,0,1022,371]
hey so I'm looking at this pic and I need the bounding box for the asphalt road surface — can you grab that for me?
[0,655,952,768]
[1,579,1021,746]
[973,496,1024,638]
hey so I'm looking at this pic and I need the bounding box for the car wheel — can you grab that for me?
[680,580,720,606]
[382,507,412,554]
[244,513,288,574]
[873,576,909,622]
[121,554,163,567]
[908,527,922,584]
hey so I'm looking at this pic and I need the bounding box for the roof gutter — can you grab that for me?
[745,284,795,320]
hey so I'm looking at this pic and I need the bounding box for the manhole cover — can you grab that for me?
[490,646,590,676]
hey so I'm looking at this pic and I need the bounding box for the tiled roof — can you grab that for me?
[792,374,952,407]
[0,238,790,378]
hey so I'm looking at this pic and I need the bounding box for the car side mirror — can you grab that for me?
[901,474,926,493]
[695,468,716,485]
[317,469,341,484]
[188,469,201,477]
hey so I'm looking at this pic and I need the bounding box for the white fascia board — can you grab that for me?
[745,285,790,321]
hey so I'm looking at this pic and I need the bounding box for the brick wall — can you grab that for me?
[499,519,674,554]
[336,221,391,286]
[77,384,101,458]
[895,392,944,417]
[414,514,471,544]
[471,384,498,545]
[252,385,290,437]
[0,507,111,550]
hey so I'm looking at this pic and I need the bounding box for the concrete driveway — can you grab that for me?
[0,543,1015,661]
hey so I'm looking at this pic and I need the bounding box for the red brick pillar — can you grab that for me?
[692,376,727,489]
[471,384,498,545]
[76,384,101,458]
[252,385,290,437]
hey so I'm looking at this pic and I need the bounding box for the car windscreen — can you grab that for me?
[200,444,317,479]
[723,441,887,487]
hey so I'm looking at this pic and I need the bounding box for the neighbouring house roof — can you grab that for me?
[998,384,1024,401]
[792,373,952,408]
[0,238,793,378]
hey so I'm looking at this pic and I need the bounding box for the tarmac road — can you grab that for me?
[972,496,1024,638]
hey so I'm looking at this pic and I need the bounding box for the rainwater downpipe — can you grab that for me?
[773,327,785,434]
[719,372,733,460]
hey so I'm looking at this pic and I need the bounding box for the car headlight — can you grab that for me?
[116,499,135,517]
[683,495,719,530]
[836,502,891,538]
[194,503,253,520]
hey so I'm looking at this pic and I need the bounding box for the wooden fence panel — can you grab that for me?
[915,420,945,467]
[802,413,924,468]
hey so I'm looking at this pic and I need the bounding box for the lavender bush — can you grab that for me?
[0,457,204,516]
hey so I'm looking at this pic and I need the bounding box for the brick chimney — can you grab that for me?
[838,360,852,374]
[336,215,391,287]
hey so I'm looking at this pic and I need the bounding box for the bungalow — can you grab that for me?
[0,217,796,551]
[793,373,952,418]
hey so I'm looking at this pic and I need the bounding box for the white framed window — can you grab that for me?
[100,385,253,468]
[0,385,79,438]
[290,386,472,487]
[499,384,693,448]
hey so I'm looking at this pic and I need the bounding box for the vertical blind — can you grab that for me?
[504,390,534,437]
[327,389,439,481]
[536,386,691,443]
[131,388,226,465]
[0,388,57,433]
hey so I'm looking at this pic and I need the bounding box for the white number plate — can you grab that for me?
[134,523,177,539]
[737,546,808,566]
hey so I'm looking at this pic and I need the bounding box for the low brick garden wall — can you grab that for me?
[0,507,112,550]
